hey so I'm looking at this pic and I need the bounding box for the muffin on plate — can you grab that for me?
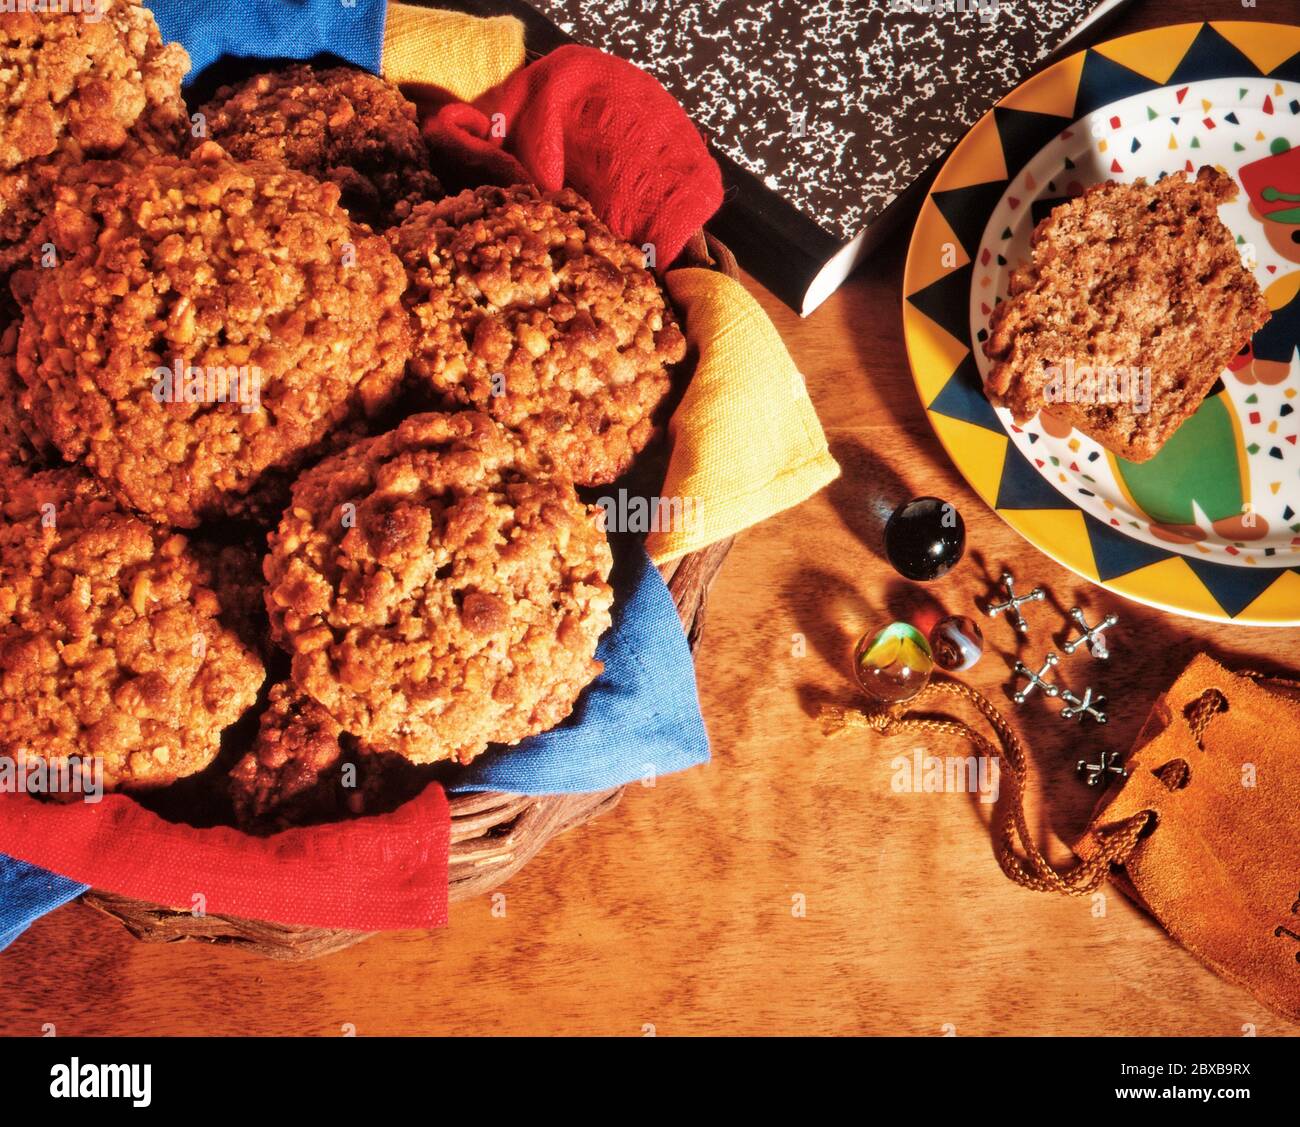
[984,166,1270,463]
[14,143,411,527]
[196,64,442,230]
[0,467,265,790]
[0,0,190,284]
[390,184,686,486]
[264,411,614,764]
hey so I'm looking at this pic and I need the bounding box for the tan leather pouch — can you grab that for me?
[1076,654,1300,1022]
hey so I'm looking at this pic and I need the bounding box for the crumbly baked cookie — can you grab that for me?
[229,682,349,830]
[196,64,442,230]
[984,167,1270,463]
[0,0,190,281]
[389,185,686,485]
[0,467,264,790]
[264,411,614,764]
[0,303,56,470]
[228,681,426,832]
[14,143,411,527]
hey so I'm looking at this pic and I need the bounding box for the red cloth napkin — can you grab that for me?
[425,45,724,267]
[0,787,450,931]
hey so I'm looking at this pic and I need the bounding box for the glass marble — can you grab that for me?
[883,497,966,581]
[928,615,984,672]
[853,622,934,703]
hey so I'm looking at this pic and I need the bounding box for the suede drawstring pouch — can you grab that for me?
[821,653,1300,1022]
[1075,655,1300,1022]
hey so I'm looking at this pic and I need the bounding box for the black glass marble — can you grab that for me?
[883,497,965,581]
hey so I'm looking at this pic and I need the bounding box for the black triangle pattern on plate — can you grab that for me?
[927,353,1003,434]
[994,441,1074,510]
[930,179,1011,258]
[906,262,974,349]
[1167,23,1264,85]
[1081,510,1176,582]
[1072,50,1160,121]
[1184,556,1297,619]
[1271,48,1300,82]
[993,107,1074,183]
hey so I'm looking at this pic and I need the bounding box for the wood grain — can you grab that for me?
[2,0,1299,1036]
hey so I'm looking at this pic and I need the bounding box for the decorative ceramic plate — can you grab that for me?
[903,21,1300,625]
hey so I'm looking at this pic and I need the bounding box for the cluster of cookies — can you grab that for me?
[0,2,687,831]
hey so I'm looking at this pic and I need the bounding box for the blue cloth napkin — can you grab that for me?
[0,0,711,942]
[151,0,386,83]
[0,856,89,952]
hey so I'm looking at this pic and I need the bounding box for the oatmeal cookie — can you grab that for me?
[984,167,1270,463]
[229,681,349,830]
[0,302,56,470]
[264,411,614,764]
[229,681,427,833]
[0,0,190,281]
[389,185,686,485]
[14,142,411,527]
[196,64,442,230]
[0,466,265,790]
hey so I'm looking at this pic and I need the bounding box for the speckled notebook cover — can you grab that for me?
[510,0,1131,312]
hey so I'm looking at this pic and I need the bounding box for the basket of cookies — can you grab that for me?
[0,0,837,957]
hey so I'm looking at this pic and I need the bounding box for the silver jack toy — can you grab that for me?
[1059,687,1107,724]
[1077,751,1127,788]
[1011,653,1060,705]
[1062,607,1119,660]
[986,571,1046,635]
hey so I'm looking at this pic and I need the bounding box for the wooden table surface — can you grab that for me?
[4,0,1300,1037]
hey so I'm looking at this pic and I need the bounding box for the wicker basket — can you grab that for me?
[78,231,739,959]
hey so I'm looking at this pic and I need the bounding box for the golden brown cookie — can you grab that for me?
[264,411,614,764]
[389,185,686,486]
[0,302,56,470]
[984,167,1270,463]
[14,143,411,527]
[0,467,265,790]
[196,64,442,230]
[228,681,427,833]
[229,682,349,830]
[0,0,190,282]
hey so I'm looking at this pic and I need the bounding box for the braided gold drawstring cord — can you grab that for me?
[820,678,1150,896]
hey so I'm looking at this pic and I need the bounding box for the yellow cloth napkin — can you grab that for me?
[648,269,839,563]
[379,5,839,566]
[381,4,525,101]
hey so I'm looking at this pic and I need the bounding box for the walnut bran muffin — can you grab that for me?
[0,0,190,281]
[264,411,614,764]
[14,143,412,527]
[984,167,1270,463]
[229,681,428,833]
[390,185,686,485]
[0,467,265,790]
[196,64,442,230]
